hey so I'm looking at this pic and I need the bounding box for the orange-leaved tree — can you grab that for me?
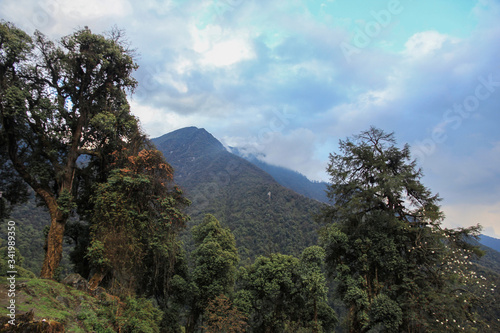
[86,148,190,297]
[203,294,248,333]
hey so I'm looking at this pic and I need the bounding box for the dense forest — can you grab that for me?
[1,23,499,332]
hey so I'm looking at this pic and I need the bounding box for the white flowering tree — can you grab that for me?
[319,127,493,333]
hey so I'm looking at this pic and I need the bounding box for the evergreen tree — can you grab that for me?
[318,127,485,332]
[0,22,140,278]
[239,248,337,333]
[186,214,239,333]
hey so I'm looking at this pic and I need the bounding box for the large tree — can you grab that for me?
[0,22,31,220]
[319,127,485,332]
[0,22,140,278]
[186,214,240,333]
[239,248,337,333]
[86,148,190,297]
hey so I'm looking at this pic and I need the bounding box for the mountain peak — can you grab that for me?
[151,126,323,261]
[153,127,225,159]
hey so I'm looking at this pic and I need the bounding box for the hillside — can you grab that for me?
[152,127,324,262]
[0,276,161,332]
[479,234,500,253]
[1,125,500,332]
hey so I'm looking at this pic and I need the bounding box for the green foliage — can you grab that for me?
[319,127,488,332]
[239,248,337,333]
[0,22,143,278]
[56,189,76,217]
[369,293,402,332]
[85,240,111,271]
[116,297,163,333]
[191,214,239,297]
[0,276,162,332]
[87,148,190,297]
[0,21,31,220]
[187,214,239,332]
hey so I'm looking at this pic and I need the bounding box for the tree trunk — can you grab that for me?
[40,198,66,279]
[185,311,199,333]
[313,297,318,333]
[89,270,106,290]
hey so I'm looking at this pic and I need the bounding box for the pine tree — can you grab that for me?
[319,127,485,332]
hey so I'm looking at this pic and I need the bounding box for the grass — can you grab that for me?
[0,275,117,332]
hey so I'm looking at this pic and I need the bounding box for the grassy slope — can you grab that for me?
[0,276,126,332]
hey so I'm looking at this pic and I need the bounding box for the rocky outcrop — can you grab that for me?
[61,273,89,292]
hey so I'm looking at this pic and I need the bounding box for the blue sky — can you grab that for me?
[2,0,500,237]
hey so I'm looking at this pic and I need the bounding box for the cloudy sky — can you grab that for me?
[2,0,500,237]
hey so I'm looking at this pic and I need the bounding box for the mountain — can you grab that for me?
[152,127,500,271]
[472,235,500,274]
[5,126,500,275]
[479,234,500,253]
[152,127,325,263]
[229,148,330,203]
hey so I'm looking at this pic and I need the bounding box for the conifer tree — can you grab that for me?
[319,127,485,332]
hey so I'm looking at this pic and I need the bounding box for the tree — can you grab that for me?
[82,147,190,332]
[202,294,248,333]
[0,22,31,220]
[299,246,336,333]
[86,148,190,294]
[318,127,485,332]
[0,22,140,278]
[239,248,336,333]
[186,214,239,333]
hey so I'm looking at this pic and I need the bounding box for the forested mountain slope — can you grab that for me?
[152,127,323,262]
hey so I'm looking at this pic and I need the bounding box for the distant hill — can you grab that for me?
[479,234,500,253]
[229,148,330,203]
[152,127,325,263]
[472,235,500,274]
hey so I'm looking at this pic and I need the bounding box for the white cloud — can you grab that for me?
[200,38,255,67]
[3,0,500,235]
[61,0,132,19]
[0,0,133,36]
[403,30,458,60]
[224,128,327,181]
[420,142,500,205]
[130,99,214,138]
